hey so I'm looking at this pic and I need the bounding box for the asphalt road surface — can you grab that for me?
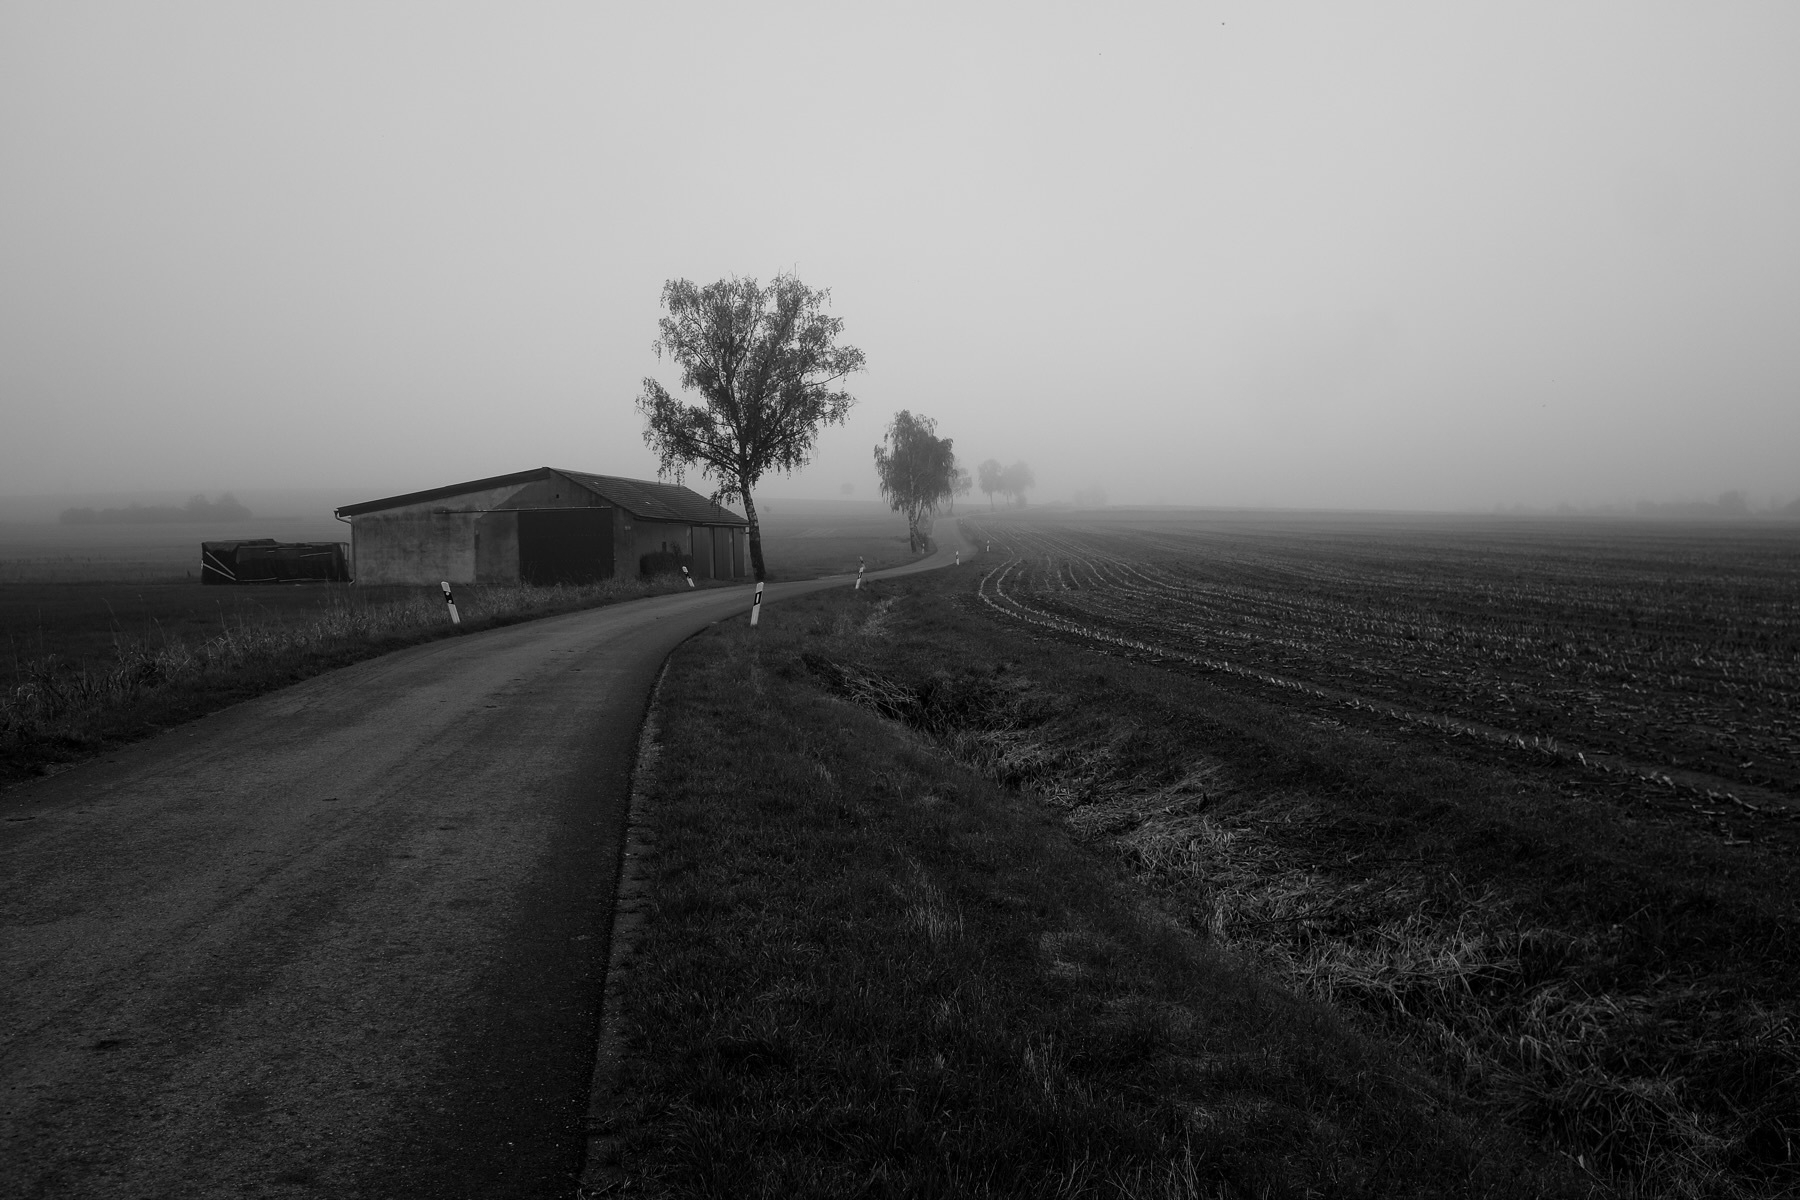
[1,538,963,1199]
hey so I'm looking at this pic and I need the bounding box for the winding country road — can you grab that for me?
[1,539,962,1199]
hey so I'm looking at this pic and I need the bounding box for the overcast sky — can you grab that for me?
[3,2,1797,511]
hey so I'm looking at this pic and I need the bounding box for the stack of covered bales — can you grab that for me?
[201,540,350,584]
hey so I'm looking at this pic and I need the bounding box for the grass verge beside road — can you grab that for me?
[0,576,694,788]
[0,513,923,790]
[603,581,1569,1198]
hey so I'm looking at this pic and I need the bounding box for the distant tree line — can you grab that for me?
[1634,491,1751,518]
[1495,490,1799,518]
[60,493,252,525]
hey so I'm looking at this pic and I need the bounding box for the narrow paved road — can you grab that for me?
[1,540,962,1199]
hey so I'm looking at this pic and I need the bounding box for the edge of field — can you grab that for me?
[588,568,1578,1198]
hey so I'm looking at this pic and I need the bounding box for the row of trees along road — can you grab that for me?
[977,458,1035,508]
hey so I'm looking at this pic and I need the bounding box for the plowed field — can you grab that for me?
[963,511,1800,815]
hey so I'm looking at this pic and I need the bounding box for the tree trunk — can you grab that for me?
[741,483,767,582]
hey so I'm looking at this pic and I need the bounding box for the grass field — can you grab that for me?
[0,576,717,789]
[628,515,1799,1198]
[753,499,922,581]
[1,580,433,674]
[0,517,350,583]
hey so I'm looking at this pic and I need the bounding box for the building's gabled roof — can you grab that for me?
[335,467,747,525]
[335,469,546,517]
[555,470,746,526]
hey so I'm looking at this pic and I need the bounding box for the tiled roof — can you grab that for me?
[335,468,550,516]
[557,470,747,526]
[335,467,746,525]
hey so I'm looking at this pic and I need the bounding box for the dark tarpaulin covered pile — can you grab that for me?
[202,540,350,584]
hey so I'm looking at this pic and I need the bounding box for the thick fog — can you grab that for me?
[3,3,1797,512]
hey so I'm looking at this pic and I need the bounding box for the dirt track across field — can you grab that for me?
[0,539,961,1200]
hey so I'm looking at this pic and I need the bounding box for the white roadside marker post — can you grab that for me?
[681,565,695,589]
[440,581,461,626]
[750,580,764,627]
[854,556,865,590]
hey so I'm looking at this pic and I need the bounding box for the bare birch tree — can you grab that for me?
[873,411,957,552]
[637,274,865,581]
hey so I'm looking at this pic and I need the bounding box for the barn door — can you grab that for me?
[713,527,732,579]
[692,526,714,579]
[518,509,613,584]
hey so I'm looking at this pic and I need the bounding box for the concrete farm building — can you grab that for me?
[335,468,749,585]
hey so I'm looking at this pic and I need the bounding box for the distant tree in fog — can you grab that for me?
[840,482,855,496]
[1000,461,1035,507]
[1634,491,1759,519]
[873,410,957,552]
[192,493,252,521]
[947,465,972,513]
[1073,486,1108,508]
[977,458,1004,509]
[637,273,865,581]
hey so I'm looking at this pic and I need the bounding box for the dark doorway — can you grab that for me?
[518,509,613,584]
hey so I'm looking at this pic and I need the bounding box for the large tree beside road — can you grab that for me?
[874,410,958,553]
[637,274,865,581]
